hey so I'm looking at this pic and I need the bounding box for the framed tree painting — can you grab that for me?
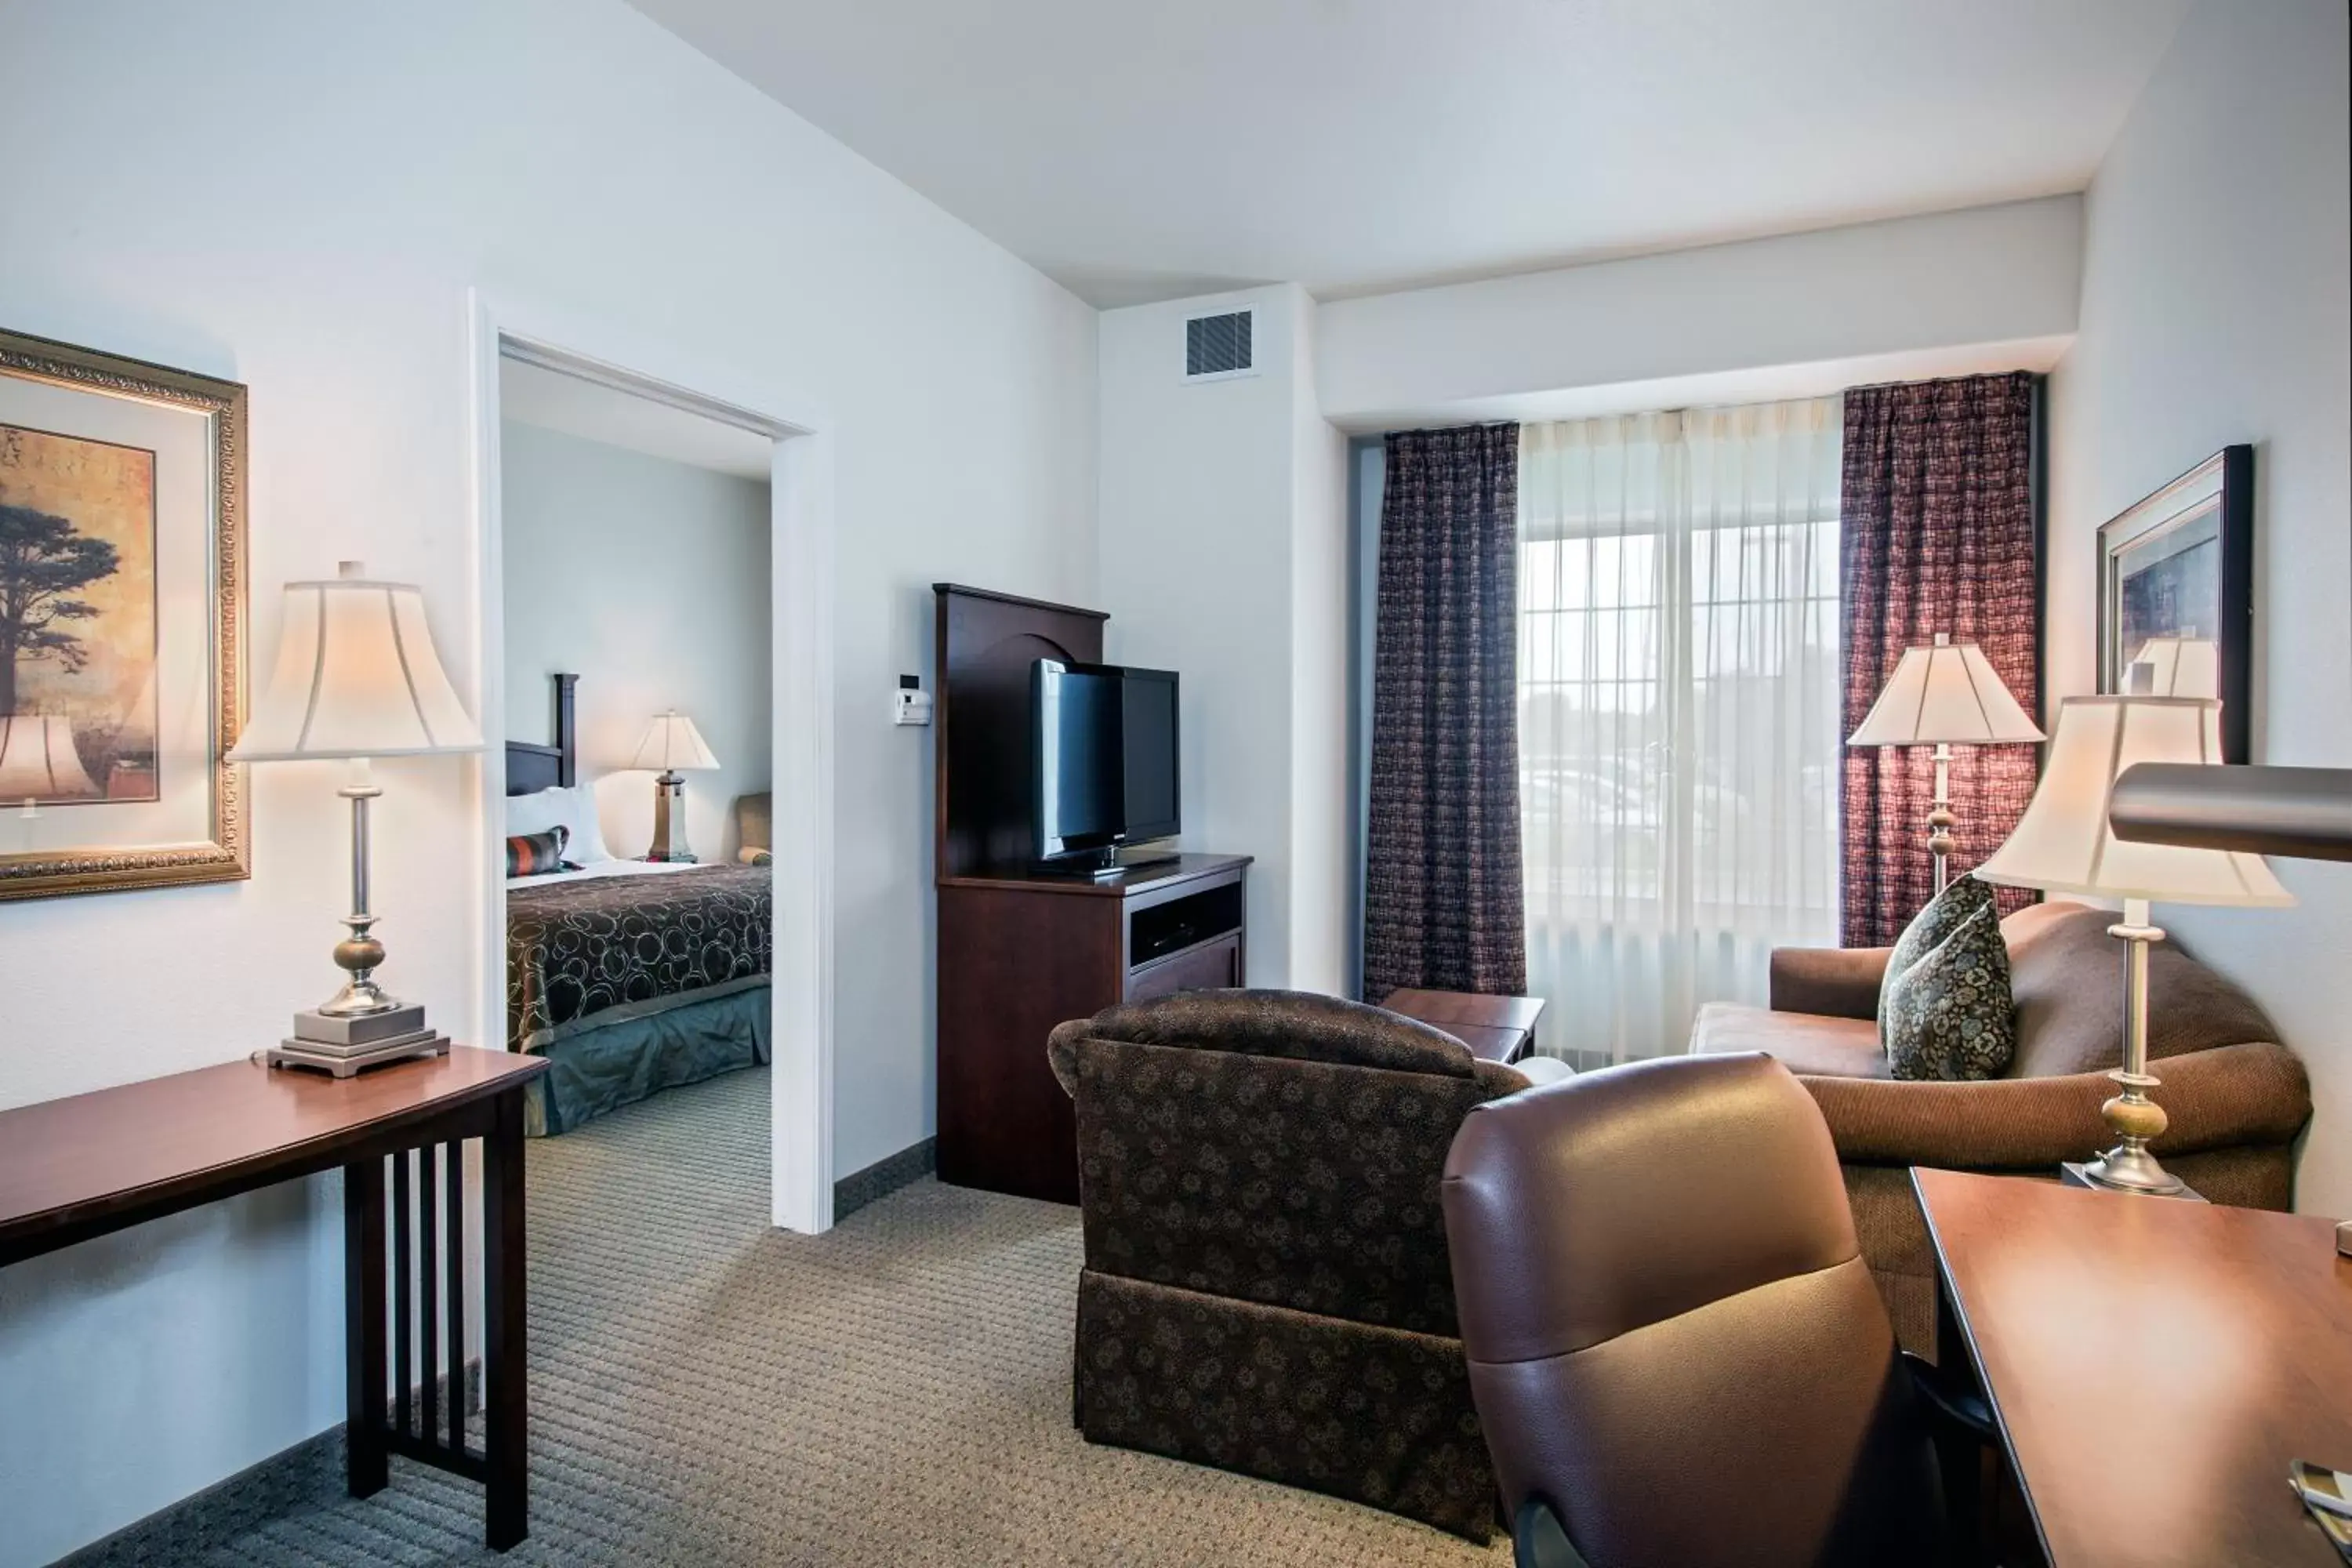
[2097,444,2254,764]
[0,329,248,899]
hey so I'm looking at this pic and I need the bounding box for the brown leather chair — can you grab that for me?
[1440,1053,1990,1568]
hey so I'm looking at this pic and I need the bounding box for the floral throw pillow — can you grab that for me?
[1880,876,2017,1081]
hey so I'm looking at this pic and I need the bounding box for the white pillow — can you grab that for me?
[563,785,615,863]
[506,784,613,864]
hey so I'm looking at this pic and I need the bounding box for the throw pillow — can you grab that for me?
[506,826,572,878]
[1881,880,2016,1080]
[1880,873,1993,1013]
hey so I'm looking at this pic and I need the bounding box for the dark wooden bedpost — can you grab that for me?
[553,673,578,789]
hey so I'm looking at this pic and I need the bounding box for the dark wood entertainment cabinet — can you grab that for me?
[932,583,1250,1203]
[937,853,1250,1203]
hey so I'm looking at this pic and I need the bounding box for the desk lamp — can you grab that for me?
[1976,691,2290,1196]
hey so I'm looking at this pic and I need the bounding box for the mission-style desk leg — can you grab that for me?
[339,1083,532,1551]
[343,1155,390,1498]
[482,1090,529,1551]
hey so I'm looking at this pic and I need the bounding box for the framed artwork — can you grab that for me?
[0,329,248,899]
[2097,444,2254,764]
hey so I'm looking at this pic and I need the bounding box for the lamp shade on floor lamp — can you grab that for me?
[1846,633,2045,894]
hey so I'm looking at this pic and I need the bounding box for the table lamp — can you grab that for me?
[630,710,718,862]
[1847,633,2046,893]
[2122,634,2220,699]
[1976,691,2291,1196]
[229,562,484,1076]
[0,713,98,811]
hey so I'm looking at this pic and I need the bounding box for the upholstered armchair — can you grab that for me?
[1047,989,1530,1541]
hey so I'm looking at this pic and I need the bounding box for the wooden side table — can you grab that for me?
[1381,988,1547,1064]
[0,1047,548,1552]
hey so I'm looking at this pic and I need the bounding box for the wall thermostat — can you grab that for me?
[894,673,932,727]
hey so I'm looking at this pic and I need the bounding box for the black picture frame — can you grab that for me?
[2097,444,2254,764]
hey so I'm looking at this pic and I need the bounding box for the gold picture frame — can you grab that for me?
[0,328,248,899]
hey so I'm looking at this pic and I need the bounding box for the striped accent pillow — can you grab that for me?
[506,826,571,877]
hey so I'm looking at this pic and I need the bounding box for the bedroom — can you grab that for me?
[497,352,777,1141]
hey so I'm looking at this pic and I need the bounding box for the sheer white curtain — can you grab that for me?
[1518,397,1842,1063]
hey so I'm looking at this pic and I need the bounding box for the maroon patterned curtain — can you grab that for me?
[1365,424,1526,998]
[1840,372,2041,948]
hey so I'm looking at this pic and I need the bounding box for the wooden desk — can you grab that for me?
[0,1047,548,1551]
[1381,989,1547,1063]
[1916,1168,2352,1567]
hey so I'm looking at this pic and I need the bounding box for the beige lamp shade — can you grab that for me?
[2125,636,2221,699]
[230,563,484,760]
[1976,695,2291,906]
[630,711,719,771]
[1847,633,2045,747]
[0,714,99,799]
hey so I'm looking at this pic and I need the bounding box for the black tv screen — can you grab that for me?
[1032,659,1180,861]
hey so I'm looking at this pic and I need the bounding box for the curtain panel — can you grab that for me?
[1518,399,1843,1063]
[1364,423,1526,1000]
[1840,372,2041,948]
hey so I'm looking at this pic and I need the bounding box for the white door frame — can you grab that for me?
[465,288,838,1233]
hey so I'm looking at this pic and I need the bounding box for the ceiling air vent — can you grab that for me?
[1184,309,1256,381]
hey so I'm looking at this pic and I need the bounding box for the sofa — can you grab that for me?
[1692,900,2312,1354]
[1046,989,1530,1541]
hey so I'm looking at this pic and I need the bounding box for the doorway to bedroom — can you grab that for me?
[473,315,836,1238]
[496,350,775,1154]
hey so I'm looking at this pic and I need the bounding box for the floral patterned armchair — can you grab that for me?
[1046,989,1530,1540]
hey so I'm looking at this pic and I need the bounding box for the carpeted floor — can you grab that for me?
[69,1067,1512,1566]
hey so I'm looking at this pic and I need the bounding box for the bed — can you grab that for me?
[505,673,771,1134]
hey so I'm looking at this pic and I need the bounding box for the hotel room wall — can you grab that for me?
[499,421,772,864]
[1316,195,2085,431]
[0,0,1098,1560]
[2047,0,2352,1214]
[1096,284,1351,996]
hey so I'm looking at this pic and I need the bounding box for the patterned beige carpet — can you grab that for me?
[70,1067,1511,1566]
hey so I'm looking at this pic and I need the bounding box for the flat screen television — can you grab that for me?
[1031,659,1180,873]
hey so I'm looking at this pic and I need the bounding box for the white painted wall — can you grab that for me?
[1097,285,1348,991]
[1287,301,1352,994]
[0,1,1095,1560]
[1317,196,2084,431]
[500,421,772,863]
[1099,288,1298,982]
[2047,1,2352,1214]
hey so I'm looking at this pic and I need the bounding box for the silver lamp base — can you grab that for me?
[267,1001,448,1078]
[269,1032,448,1079]
[268,773,452,1078]
[645,770,697,862]
[2060,1156,2205,1202]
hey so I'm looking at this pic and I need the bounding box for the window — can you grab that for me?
[1518,399,1842,1064]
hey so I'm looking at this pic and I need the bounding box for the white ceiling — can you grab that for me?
[626,0,2191,307]
[499,357,775,482]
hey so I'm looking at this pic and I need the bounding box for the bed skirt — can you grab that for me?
[526,981,771,1136]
